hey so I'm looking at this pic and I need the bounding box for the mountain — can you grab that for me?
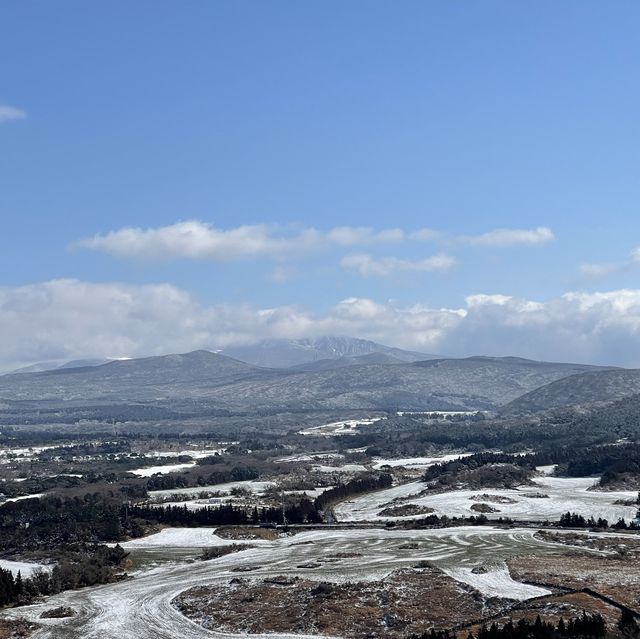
[289,352,411,372]
[0,350,275,403]
[502,368,640,414]
[194,355,596,412]
[57,358,113,370]
[9,361,64,375]
[0,351,612,417]
[220,337,437,368]
[9,358,112,375]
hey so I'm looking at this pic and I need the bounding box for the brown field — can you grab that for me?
[0,619,36,638]
[507,552,640,612]
[174,567,497,639]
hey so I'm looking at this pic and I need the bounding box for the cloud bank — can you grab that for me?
[2,279,640,371]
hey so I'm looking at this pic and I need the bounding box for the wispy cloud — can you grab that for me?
[460,226,555,247]
[341,253,456,277]
[409,228,440,241]
[75,221,410,262]
[326,226,405,245]
[580,262,620,278]
[579,247,640,279]
[0,104,27,123]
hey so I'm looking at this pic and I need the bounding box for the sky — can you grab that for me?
[1,1,640,370]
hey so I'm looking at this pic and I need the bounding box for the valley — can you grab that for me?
[0,347,640,638]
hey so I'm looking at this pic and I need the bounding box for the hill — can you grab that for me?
[0,351,612,421]
[502,368,640,414]
[0,350,276,403]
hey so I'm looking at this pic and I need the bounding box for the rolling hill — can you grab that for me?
[502,368,640,414]
[0,350,613,418]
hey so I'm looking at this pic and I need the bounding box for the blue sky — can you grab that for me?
[1,2,640,369]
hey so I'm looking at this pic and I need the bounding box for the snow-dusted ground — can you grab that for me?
[334,472,639,523]
[118,527,255,549]
[372,453,472,470]
[0,558,51,578]
[283,487,335,499]
[397,411,480,417]
[0,444,60,464]
[2,526,578,639]
[148,480,275,501]
[443,566,550,600]
[299,418,384,436]
[129,462,197,477]
[142,448,226,460]
[2,492,44,503]
[275,452,345,463]
[313,464,368,473]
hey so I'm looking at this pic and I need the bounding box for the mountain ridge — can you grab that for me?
[0,348,616,415]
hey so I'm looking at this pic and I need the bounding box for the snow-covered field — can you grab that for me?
[144,448,226,459]
[2,526,580,638]
[118,527,254,549]
[148,480,275,501]
[443,566,550,600]
[313,464,368,473]
[372,453,472,470]
[299,417,385,436]
[334,472,639,523]
[275,452,345,463]
[129,462,197,477]
[0,444,60,463]
[0,558,51,578]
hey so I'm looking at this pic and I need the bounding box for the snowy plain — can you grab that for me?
[3,526,583,639]
[334,471,639,523]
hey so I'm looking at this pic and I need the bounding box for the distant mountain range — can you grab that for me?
[0,341,621,418]
[220,337,437,368]
[6,337,435,376]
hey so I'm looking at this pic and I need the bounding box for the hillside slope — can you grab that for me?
[502,368,640,414]
[0,352,611,415]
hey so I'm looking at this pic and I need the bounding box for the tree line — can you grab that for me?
[0,545,127,608]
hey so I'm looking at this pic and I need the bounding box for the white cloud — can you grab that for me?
[75,221,410,262]
[326,226,405,245]
[75,221,323,261]
[580,262,620,278]
[0,104,27,123]
[409,228,440,241]
[341,253,456,277]
[76,221,560,264]
[3,280,640,371]
[579,247,640,278]
[270,264,296,283]
[461,226,555,247]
